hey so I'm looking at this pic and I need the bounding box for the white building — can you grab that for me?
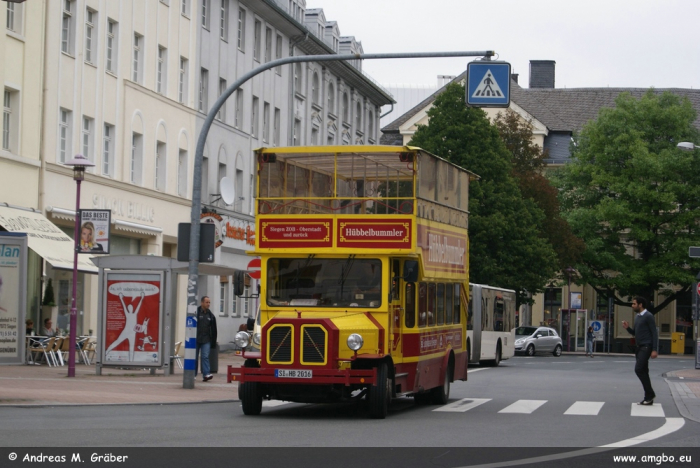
[1,0,393,350]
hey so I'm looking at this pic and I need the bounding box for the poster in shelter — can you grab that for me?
[103,273,162,364]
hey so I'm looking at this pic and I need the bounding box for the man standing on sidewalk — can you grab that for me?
[196,296,217,382]
[622,296,658,405]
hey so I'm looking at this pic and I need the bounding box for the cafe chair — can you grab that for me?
[28,337,56,366]
[81,339,96,366]
[171,341,183,369]
[49,337,65,366]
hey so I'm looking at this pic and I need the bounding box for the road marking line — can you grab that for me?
[564,401,604,415]
[498,399,547,414]
[451,418,685,467]
[468,368,489,373]
[262,400,290,407]
[630,403,665,417]
[433,398,491,412]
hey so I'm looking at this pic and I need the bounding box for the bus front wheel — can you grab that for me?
[240,382,263,416]
[368,363,390,419]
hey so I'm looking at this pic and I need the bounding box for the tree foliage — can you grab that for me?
[409,83,557,302]
[494,110,585,272]
[551,90,700,313]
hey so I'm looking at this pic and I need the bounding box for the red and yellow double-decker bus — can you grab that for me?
[228,145,477,419]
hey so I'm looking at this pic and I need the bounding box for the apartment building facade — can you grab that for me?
[1,0,393,348]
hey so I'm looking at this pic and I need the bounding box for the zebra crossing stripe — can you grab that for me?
[433,398,491,412]
[564,401,605,415]
[630,403,665,418]
[498,400,547,414]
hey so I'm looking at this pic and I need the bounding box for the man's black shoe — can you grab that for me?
[638,399,654,406]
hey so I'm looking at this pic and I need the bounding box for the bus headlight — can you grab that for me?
[234,331,251,349]
[347,333,364,351]
[252,332,261,346]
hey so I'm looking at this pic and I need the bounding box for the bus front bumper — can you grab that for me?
[227,365,377,386]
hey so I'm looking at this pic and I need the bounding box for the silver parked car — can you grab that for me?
[514,326,563,357]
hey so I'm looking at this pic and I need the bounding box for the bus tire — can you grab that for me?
[240,382,263,416]
[489,343,502,367]
[431,362,452,405]
[526,344,535,356]
[368,363,390,419]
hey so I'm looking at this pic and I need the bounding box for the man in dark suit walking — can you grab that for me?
[622,296,658,405]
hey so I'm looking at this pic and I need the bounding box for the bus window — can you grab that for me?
[436,283,445,325]
[454,284,461,325]
[445,283,453,325]
[494,298,504,332]
[427,283,436,327]
[418,282,427,327]
[391,260,400,300]
[405,282,416,328]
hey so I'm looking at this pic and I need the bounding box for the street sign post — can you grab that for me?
[466,61,511,107]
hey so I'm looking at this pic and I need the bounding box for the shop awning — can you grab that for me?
[0,205,98,273]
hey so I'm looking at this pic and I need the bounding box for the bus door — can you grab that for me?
[469,285,483,364]
[389,259,403,360]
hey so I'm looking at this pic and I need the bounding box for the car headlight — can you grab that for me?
[347,333,364,351]
[515,339,524,345]
[234,331,251,349]
[252,332,261,346]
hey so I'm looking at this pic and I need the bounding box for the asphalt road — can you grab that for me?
[1,354,697,453]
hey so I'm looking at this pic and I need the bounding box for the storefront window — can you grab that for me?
[543,287,561,329]
[676,290,693,354]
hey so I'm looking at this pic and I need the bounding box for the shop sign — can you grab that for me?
[337,218,412,249]
[259,218,332,248]
[200,213,224,248]
[0,234,26,364]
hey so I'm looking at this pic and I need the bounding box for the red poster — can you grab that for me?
[337,219,412,249]
[104,275,162,364]
[259,218,332,248]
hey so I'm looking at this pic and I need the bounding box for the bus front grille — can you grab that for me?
[302,326,326,364]
[268,326,292,363]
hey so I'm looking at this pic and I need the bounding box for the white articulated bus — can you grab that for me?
[467,284,516,366]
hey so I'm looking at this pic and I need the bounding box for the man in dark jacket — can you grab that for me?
[196,296,217,382]
[622,296,658,405]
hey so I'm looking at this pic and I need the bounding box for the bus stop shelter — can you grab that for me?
[91,255,237,375]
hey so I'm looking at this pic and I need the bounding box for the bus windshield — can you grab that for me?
[266,257,382,308]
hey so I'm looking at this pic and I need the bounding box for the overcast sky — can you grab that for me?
[314,0,700,90]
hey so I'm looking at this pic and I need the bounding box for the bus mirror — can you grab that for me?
[403,261,418,282]
[246,317,255,331]
[233,270,245,296]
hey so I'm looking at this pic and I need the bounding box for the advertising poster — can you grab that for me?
[79,209,111,254]
[103,273,162,365]
[570,292,582,309]
[0,242,21,360]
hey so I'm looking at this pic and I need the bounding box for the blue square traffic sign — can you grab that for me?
[466,61,511,107]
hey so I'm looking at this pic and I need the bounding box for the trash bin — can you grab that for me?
[671,332,685,354]
[209,343,219,373]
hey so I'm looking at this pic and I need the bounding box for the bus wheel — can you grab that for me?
[240,382,263,416]
[431,362,452,404]
[491,344,502,367]
[526,344,535,356]
[368,363,390,419]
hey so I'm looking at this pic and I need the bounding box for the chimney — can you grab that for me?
[529,60,555,88]
[511,73,519,84]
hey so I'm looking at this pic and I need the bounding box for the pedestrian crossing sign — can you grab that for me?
[466,61,511,107]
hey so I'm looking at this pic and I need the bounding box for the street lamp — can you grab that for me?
[64,154,95,377]
[677,142,700,151]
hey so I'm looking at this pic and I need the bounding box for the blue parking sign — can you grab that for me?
[466,61,511,107]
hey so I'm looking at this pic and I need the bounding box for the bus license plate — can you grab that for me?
[275,369,312,379]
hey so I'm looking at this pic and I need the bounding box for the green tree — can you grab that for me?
[409,83,557,302]
[494,109,585,271]
[552,90,700,313]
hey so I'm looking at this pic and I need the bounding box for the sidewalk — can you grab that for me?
[0,351,244,406]
[1,351,698,423]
